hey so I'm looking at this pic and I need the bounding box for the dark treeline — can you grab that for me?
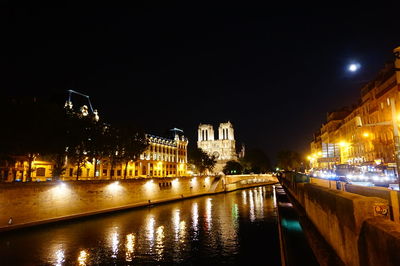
[0,94,149,181]
[222,149,272,175]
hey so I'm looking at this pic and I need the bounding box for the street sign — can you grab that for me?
[373,203,389,218]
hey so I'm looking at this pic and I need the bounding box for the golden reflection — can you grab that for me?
[156,226,165,246]
[249,190,255,222]
[78,250,88,266]
[232,203,239,224]
[191,202,199,232]
[272,185,277,208]
[111,231,119,258]
[125,233,135,262]
[155,226,165,260]
[254,189,264,219]
[179,221,186,243]
[55,248,65,266]
[205,198,212,230]
[173,209,180,241]
[242,190,247,205]
[146,216,155,249]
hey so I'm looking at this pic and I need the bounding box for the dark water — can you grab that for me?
[0,186,281,265]
[275,185,318,266]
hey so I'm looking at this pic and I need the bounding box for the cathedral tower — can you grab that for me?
[198,124,214,141]
[218,121,235,140]
[197,122,238,174]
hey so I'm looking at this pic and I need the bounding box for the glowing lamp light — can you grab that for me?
[363,132,369,138]
[51,182,69,198]
[339,141,348,147]
[145,180,154,189]
[172,178,179,186]
[107,181,122,193]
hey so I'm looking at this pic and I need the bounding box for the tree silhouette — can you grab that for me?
[223,160,243,175]
[276,150,303,171]
[240,148,271,174]
[188,147,217,174]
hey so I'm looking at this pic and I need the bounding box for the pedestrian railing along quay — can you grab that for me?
[278,171,400,266]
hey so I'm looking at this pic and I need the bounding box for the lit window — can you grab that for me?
[36,167,45,177]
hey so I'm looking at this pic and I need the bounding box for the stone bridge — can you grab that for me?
[223,174,278,191]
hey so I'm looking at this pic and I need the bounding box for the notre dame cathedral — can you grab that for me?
[197,121,243,174]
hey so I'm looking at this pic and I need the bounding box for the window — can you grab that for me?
[117,170,121,176]
[69,168,73,177]
[36,167,45,177]
[103,169,108,176]
[135,170,138,176]
[86,169,90,177]
[110,170,114,177]
[129,170,133,176]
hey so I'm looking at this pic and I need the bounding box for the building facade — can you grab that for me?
[1,130,188,182]
[309,54,400,174]
[197,121,238,173]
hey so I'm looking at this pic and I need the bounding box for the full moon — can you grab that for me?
[348,63,360,72]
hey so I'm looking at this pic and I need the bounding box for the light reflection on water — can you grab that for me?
[78,250,88,265]
[0,186,280,265]
[125,233,135,262]
[54,248,64,266]
[155,226,165,261]
[205,198,213,231]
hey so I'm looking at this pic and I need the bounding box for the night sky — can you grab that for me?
[2,5,400,164]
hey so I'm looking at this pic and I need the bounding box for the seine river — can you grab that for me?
[0,186,281,265]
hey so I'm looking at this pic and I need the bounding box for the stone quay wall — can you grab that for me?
[280,173,400,266]
[0,175,277,232]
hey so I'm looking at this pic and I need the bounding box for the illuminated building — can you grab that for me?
[72,129,188,180]
[1,129,188,182]
[310,61,399,171]
[197,121,239,173]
